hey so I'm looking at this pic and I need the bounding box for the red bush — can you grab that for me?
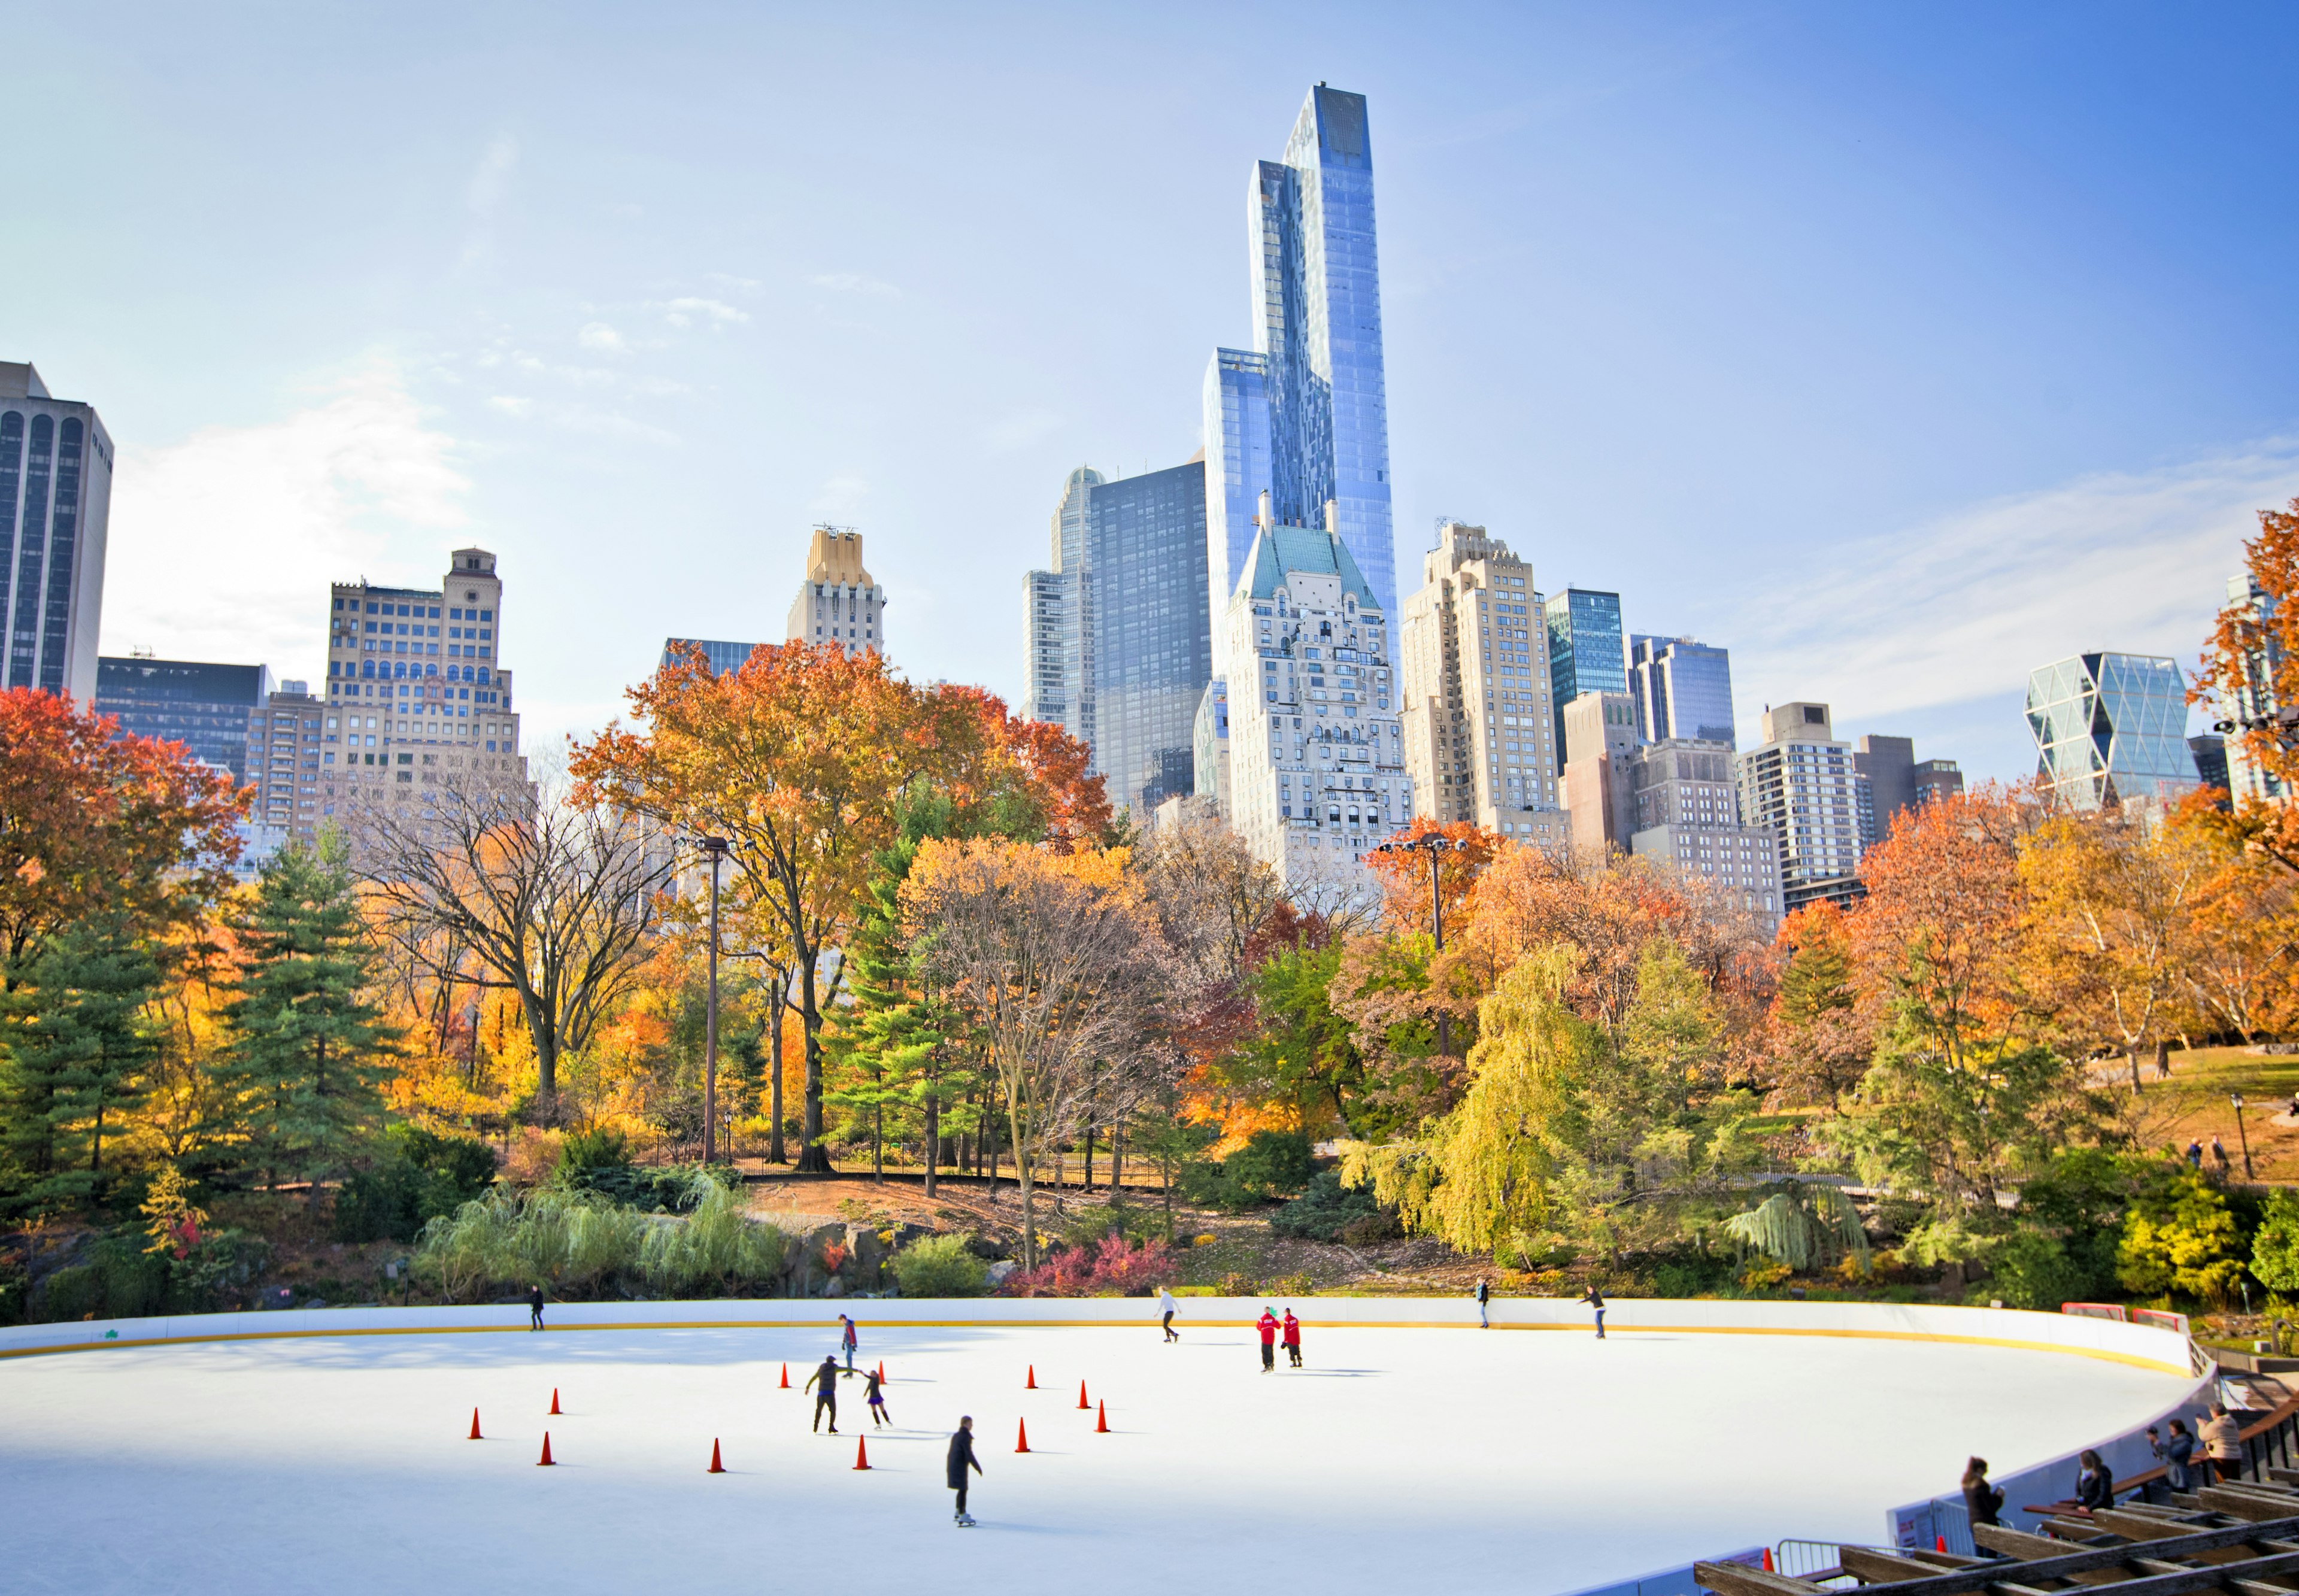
[1000,1233,1176,1298]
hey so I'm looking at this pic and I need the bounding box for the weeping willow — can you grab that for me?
[1721,1180,1870,1273]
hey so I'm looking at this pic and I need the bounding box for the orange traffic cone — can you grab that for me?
[780,1363,790,1389]
[1761,1550,1773,1573]
[1077,1380,1090,1410]
[468,1408,483,1440]
[708,1439,725,1474]
[853,1436,871,1470]
[538,1432,555,1466]
[1026,1364,1036,1389]
[1096,1400,1109,1434]
[1936,1536,1947,1552]
[875,1360,885,1383]
[1016,1418,1031,1453]
[548,1388,561,1416]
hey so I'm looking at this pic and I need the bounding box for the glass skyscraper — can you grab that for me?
[2,363,113,700]
[1087,461,1211,818]
[1545,587,1627,751]
[1205,84,1394,666]
[2026,651,2201,810]
[95,657,274,782]
[1628,635,1737,747]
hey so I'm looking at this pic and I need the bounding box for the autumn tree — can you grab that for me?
[571,643,1102,1172]
[1762,902,1874,1108]
[2195,496,2299,797]
[0,687,242,984]
[2177,796,2299,1041]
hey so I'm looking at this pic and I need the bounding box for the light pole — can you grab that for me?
[2234,1092,2256,1181]
[697,836,731,1166]
[1373,832,1469,1057]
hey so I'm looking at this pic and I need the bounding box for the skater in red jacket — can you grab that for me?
[1256,1307,1279,1372]
[1281,1308,1302,1369]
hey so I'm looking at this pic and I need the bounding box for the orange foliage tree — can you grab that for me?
[2197,496,2299,796]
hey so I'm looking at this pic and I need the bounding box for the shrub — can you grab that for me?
[891,1234,990,1298]
[2119,1169,2247,1304]
[41,1236,167,1321]
[638,1187,791,1295]
[414,1184,788,1301]
[1988,1230,2095,1310]
[1182,1131,1320,1212]
[336,1125,498,1243]
[560,1125,633,1172]
[1269,1169,1389,1242]
[1001,1233,1178,1297]
[2253,1190,2299,1294]
[557,1159,727,1214]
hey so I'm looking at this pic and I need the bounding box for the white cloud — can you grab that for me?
[808,272,900,298]
[102,364,472,679]
[660,297,750,329]
[487,395,533,417]
[466,133,520,216]
[577,321,626,352]
[1718,439,2299,734]
[982,408,1063,452]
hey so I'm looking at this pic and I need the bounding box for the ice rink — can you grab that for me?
[0,1311,2195,1595]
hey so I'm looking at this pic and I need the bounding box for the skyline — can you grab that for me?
[11,4,2299,783]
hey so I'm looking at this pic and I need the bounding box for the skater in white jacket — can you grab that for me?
[1158,1286,1179,1342]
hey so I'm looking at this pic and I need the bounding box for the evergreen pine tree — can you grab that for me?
[0,914,160,1209]
[218,835,398,1192]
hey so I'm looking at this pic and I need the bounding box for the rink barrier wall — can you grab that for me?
[0,1293,2201,1373]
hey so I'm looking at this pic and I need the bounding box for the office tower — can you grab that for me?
[2218,575,2288,805]
[1203,84,1395,662]
[1629,635,1737,747]
[1625,739,1784,934]
[95,657,272,782]
[1193,678,1232,820]
[321,547,524,821]
[787,526,885,657]
[1544,587,1627,753]
[1738,702,1864,913]
[1085,460,1212,818]
[1221,506,1408,896]
[1912,758,1965,808]
[1852,735,1913,851]
[661,638,761,676]
[1398,522,1567,848]
[2025,652,2200,811]
[1560,691,1637,867]
[1022,468,1100,747]
[248,681,324,851]
[2189,736,2229,793]
[1,362,113,700]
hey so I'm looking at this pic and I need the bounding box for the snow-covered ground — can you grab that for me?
[0,1315,2192,1595]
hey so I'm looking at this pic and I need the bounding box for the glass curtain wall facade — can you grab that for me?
[2026,651,2201,810]
[95,658,273,781]
[661,639,760,676]
[1088,460,1212,818]
[0,363,113,700]
[1628,635,1736,747]
[1205,84,1394,658]
[1023,468,1102,749]
[1545,587,1627,751]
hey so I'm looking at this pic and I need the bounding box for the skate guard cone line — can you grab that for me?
[0,1308,2195,1376]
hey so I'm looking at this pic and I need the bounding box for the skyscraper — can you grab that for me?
[1205,84,1394,663]
[1,362,113,700]
[1738,702,1865,913]
[95,657,273,782]
[2217,575,2287,805]
[1628,635,1737,747]
[1560,691,1638,867]
[1626,738,1784,933]
[1022,468,1102,754]
[1397,521,1566,848]
[1220,505,1408,898]
[1544,587,1627,753]
[786,527,885,657]
[248,681,324,850]
[1193,679,1232,820]
[1086,460,1212,818]
[2026,651,2200,811]
[322,547,524,821]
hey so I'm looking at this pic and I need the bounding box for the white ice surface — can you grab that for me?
[0,1319,2192,1595]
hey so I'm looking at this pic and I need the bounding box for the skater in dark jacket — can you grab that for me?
[1578,1285,1606,1339]
[803,1355,842,1433]
[863,1366,891,1427]
[528,1284,545,1331]
[947,1416,982,1526]
[1255,1307,1279,1372]
[1281,1309,1302,1368]
[1473,1277,1490,1329]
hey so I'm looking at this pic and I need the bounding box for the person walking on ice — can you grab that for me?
[803,1354,842,1433]
[1281,1307,1302,1368]
[863,1365,891,1427]
[1578,1284,1606,1339]
[528,1284,545,1331]
[1256,1306,1279,1372]
[839,1312,859,1372]
[1473,1276,1489,1329]
[947,1415,982,1527]
[1159,1285,1179,1343]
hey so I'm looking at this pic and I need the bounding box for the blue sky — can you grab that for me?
[11,2,2299,780]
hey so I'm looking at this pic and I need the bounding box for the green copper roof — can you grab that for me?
[1235,524,1383,612]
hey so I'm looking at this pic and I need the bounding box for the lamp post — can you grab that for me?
[2233,1092,2255,1181]
[1373,832,1469,1057]
[697,836,731,1166]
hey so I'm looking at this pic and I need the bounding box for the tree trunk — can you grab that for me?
[796,954,832,1173]
[768,974,786,1164]
[2129,1047,2143,1095]
[872,1101,883,1182]
[1084,1124,1095,1193]
[924,1087,939,1200]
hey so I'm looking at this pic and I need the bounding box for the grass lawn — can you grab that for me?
[2120,1044,2299,1182]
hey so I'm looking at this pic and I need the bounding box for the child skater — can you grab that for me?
[863,1364,891,1427]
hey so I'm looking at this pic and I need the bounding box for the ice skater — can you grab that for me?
[1158,1284,1179,1343]
[863,1364,891,1427]
[1473,1276,1489,1329]
[1281,1307,1302,1368]
[1578,1284,1606,1339]
[529,1284,546,1331]
[803,1354,842,1433]
[947,1415,982,1527]
[1256,1306,1279,1372]
[839,1312,859,1372]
